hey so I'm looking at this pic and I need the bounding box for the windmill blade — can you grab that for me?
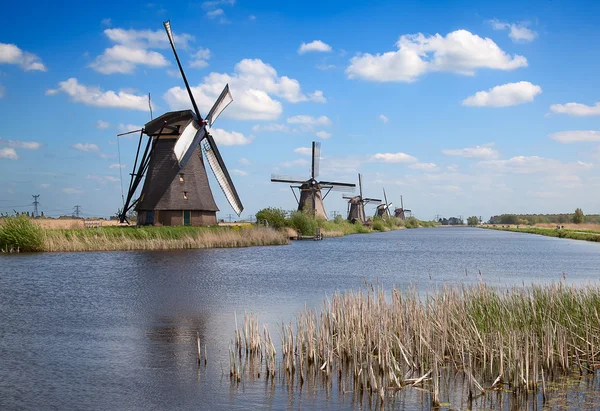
[163,20,203,122]
[342,195,355,200]
[358,173,363,198]
[363,197,382,203]
[322,185,356,192]
[202,134,243,216]
[271,174,307,184]
[383,188,388,207]
[205,84,233,128]
[318,181,356,189]
[311,141,321,179]
[385,202,393,211]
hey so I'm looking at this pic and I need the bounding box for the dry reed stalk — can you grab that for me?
[42,227,289,252]
[230,282,600,404]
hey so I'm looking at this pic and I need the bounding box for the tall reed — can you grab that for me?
[231,282,600,406]
[41,226,289,252]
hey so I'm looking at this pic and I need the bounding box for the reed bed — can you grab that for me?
[230,282,600,406]
[41,226,289,252]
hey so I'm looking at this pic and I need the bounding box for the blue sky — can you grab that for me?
[1,0,600,220]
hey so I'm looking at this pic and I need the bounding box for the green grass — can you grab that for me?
[0,215,44,252]
[481,225,600,242]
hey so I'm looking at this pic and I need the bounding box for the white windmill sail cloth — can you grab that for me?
[206,85,233,128]
[174,120,204,168]
[203,140,243,216]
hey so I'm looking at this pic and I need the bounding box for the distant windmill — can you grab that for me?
[375,188,393,218]
[394,195,411,221]
[271,142,355,219]
[343,174,381,224]
[118,20,242,226]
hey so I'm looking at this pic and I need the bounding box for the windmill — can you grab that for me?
[118,20,243,226]
[394,195,411,221]
[271,142,355,219]
[343,174,381,224]
[375,188,393,218]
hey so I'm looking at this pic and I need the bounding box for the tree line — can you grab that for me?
[487,209,594,225]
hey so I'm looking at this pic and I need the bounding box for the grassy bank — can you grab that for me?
[0,216,289,252]
[230,282,600,406]
[256,207,437,238]
[481,225,600,242]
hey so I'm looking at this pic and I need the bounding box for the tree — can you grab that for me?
[255,207,287,229]
[467,216,479,226]
[573,208,584,224]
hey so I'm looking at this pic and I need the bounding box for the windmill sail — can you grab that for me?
[163,20,243,217]
[203,134,243,216]
[311,141,321,179]
[206,85,233,128]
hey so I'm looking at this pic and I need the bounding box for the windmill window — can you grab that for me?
[183,191,188,200]
[179,173,185,182]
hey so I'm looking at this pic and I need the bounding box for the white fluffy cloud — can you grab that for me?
[96,120,111,129]
[549,102,600,116]
[462,81,542,107]
[409,162,438,170]
[91,45,169,74]
[210,128,252,146]
[207,8,225,18]
[315,130,332,139]
[370,152,418,163]
[379,114,389,123]
[1,139,41,150]
[252,123,290,133]
[238,157,252,165]
[47,78,150,111]
[294,147,312,156]
[478,156,591,175]
[549,131,600,143]
[287,115,332,126]
[0,43,47,71]
[231,169,248,176]
[298,40,332,54]
[490,19,537,43]
[90,27,194,74]
[190,48,211,68]
[164,59,325,121]
[73,143,100,152]
[347,30,527,82]
[443,145,499,159]
[109,163,125,168]
[0,148,18,160]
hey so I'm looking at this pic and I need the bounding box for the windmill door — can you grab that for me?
[183,210,191,226]
[146,211,154,225]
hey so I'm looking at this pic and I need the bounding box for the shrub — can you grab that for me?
[256,207,287,229]
[0,215,44,252]
[404,216,420,229]
[372,219,386,232]
[288,211,317,236]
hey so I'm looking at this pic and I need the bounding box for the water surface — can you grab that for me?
[1,227,599,410]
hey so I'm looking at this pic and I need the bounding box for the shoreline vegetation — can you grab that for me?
[256,207,437,239]
[229,282,600,407]
[0,213,438,253]
[0,216,289,253]
[479,225,600,243]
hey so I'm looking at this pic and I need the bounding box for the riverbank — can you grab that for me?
[0,216,289,252]
[479,225,600,242]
